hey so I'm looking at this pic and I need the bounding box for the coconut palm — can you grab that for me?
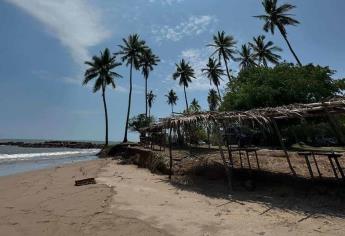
[249,35,282,67]
[202,58,224,97]
[237,44,257,70]
[172,59,196,111]
[207,31,237,82]
[190,98,201,113]
[147,90,156,118]
[255,0,302,66]
[117,34,147,143]
[207,89,220,111]
[140,48,159,117]
[165,89,178,114]
[83,48,122,146]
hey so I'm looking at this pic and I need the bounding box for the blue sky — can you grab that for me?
[1,0,345,142]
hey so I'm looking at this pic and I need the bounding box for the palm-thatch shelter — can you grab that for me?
[143,97,345,190]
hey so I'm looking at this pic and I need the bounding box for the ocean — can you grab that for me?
[0,144,101,177]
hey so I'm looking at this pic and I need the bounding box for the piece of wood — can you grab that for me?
[169,126,173,180]
[332,155,345,179]
[303,154,314,179]
[254,150,260,170]
[214,122,233,191]
[311,153,322,177]
[271,119,296,176]
[75,178,96,186]
[328,157,339,179]
[246,151,252,169]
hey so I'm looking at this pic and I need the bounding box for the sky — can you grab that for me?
[1,0,345,142]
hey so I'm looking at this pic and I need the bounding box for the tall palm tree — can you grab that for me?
[190,98,201,113]
[165,89,178,114]
[207,31,237,82]
[117,34,147,143]
[140,48,159,117]
[83,48,122,146]
[237,44,257,70]
[201,58,224,97]
[207,89,220,111]
[249,35,282,67]
[172,59,196,111]
[147,90,156,118]
[255,0,302,66]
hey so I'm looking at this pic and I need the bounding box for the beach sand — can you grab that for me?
[1,158,344,235]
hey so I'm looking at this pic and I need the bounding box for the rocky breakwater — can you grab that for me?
[0,141,103,149]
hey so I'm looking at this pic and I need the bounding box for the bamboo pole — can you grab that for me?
[214,121,233,191]
[271,119,296,176]
[169,125,173,180]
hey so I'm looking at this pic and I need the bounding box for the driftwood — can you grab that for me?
[75,178,96,186]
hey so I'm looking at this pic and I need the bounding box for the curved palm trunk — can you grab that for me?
[102,89,109,146]
[148,106,151,118]
[183,85,189,111]
[171,104,174,114]
[123,62,133,143]
[279,29,302,66]
[145,76,148,117]
[223,57,232,82]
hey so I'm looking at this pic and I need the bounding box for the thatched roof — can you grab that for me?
[144,97,345,131]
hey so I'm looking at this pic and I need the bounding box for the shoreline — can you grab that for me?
[1,158,345,235]
[0,141,104,149]
[0,159,168,236]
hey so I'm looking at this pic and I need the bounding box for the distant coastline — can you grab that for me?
[0,140,104,149]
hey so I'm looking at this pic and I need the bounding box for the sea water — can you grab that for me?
[0,144,100,177]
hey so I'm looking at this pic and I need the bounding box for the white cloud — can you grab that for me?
[152,15,217,42]
[6,0,111,65]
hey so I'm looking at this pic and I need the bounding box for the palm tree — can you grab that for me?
[190,98,201,113]
[249,35,282,67]
[237,44,257,70]
[208,31,237,81]
[255,0,302,66]
[207,89,220,111]
[147,90,156,118]
[117,34,147,143]
[172,59,196,111]
[202,58,224,97]
[140,48,159,118]
[83,48,122,146]
[165,89,178,114]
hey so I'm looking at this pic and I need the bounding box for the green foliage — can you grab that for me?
[221,63,344,111]
[128,114,155,136]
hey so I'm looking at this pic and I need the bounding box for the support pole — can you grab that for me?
[214,121,233,191]
[169,126,173,180]
[271,119,296,176]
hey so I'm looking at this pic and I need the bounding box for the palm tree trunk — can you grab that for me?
[223,57,231,82]
[145,76,148,117]
[171,105,174,114]
[102,89,109,146]
[149,107,151,118]
[183,85,189,111]
[123,62,133,143]
[279,29,302,66]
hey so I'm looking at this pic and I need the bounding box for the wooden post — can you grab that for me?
[246,151,252,169]
[214,121,233,191]
[271,119,296,176]
[223,122,233,167]
[311,153,322,177]
[255,150,260,170]
[169,126,173,180]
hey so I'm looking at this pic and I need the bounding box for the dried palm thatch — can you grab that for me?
[144,97,345,131]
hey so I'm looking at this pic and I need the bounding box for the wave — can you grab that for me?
[0,149,100,162]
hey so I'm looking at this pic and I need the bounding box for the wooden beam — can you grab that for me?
[168,126,173,180]
[214,121,233,191]
[271,119,297,176]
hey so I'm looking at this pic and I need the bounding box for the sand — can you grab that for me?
[1,158,344,236]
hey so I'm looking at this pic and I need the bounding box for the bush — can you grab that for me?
[221,63,344,111]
